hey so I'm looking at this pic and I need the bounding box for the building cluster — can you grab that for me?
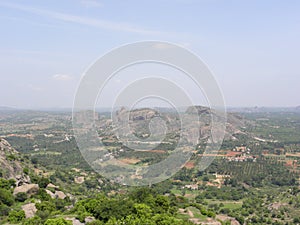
[225,146,257,162]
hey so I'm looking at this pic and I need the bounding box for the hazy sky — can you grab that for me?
[0,0,299,108]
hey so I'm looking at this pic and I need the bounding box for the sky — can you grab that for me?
[0,0,299,109]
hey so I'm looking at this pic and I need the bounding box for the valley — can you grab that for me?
[0,108,300,225]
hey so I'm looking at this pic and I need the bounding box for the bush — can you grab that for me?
[86,221,104,225]
[22,216,42,225]
[220,208,231,214]
[8,210,25,223]
[6,154,17,161]
[44,218,72,225]
[0,188,14,206]
[0,204,10,216]
[30,176,49,188]
[35,210,51,221]
[0,178,15,189]
[76,211,91,223]
[294,217,300,223]
[203,176,209,182]
[15,192,28,202]
[35,189,51,201]
[23,167,29,175]
[36,201,56,212]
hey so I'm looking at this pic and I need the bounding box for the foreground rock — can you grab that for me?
[22,203,37,218]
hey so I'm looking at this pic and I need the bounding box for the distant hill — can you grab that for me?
[107,105,250,143]
[228,106,300,113]
[0,106,18,111]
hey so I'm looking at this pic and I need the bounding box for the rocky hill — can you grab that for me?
[0,138,30,185]
[106,106,250,143]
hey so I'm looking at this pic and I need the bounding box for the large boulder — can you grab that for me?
[22,203,37,218]
[13,184,39,196]
[55,191,66,199]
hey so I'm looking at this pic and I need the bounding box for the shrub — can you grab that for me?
[86,220,104,225]
[15,192,28,202]
[8,210,25,223]
[23,167,29,175]
[0,188,14,206]
[44,218,72,225]
[0,178,15,189]
[22,216,42,225]
[0,204,10,216]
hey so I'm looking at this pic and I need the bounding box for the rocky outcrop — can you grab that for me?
[185,106,249,141]
[117,107,157,120]
[46,183,60,190]
[55,191,66,199]
[0,138,31,185]
[46,189,67,199]
[65,217,84,225]
[0,139,22,177]
[13,184,39,196]
[45,189,56,198]
[216,215,240,225]
[22,203,37,218]
[186,106,211,115]
[66,217,95,225]
[74,176,85,184]
[15,174,31,186]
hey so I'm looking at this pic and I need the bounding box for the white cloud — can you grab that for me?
[80,0,103,8]
[0,2,165,36]
[52,74,73,81]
